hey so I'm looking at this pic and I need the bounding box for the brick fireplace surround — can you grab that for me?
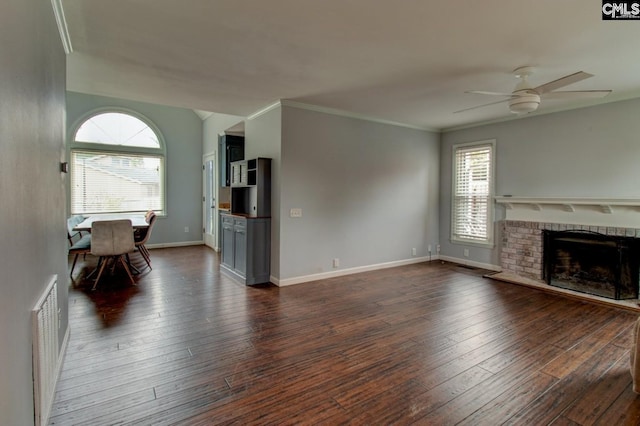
[500,220,640,281]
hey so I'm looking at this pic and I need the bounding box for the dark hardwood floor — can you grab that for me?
[51,246,640,425]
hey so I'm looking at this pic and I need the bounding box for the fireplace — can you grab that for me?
[542,230,640,300]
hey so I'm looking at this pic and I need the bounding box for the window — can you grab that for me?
[70,110,166,215]
[451,140,495,246]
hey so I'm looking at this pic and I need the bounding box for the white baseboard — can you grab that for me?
[437,255,502,272]
[146,240,204,249]
[274,256,436,287]
[137,245,500,283]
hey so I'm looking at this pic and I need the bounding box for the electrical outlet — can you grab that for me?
[463,248,469,257]
[436,244,441,253]
[412,248,417,256]
[428,244,432,252]
[290,208,303,218]
[184,226,189,233]
[333,258,340,268]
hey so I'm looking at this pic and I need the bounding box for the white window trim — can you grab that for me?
[451,139,496,248]
[68,107,167,217]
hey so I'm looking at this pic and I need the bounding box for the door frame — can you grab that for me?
[203,152,218,251]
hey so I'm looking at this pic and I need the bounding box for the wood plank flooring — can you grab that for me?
[51,246,640,425]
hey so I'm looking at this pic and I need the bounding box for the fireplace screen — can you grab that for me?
[543,230,640,300]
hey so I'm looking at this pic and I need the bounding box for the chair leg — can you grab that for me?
[110,257,118,275]
[91,257,109,290]
[138,244,152,269]
[70,253,80,277]
[87,256,104,279]
[125,253,141,274]
[119,255,136,285]
[143,245,152,265]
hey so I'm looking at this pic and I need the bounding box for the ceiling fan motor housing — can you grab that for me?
[509,89,540,114]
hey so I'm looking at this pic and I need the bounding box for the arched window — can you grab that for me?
[70,110,166,215]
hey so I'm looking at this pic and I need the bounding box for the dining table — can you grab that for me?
[73,213,149,232]
[73,213,150,277]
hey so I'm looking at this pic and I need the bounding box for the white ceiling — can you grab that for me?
[61,0,640,131]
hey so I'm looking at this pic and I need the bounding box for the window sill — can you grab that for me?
[450,238,495,249]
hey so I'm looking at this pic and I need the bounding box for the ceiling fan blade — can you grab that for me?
[454,98,511,114]
[542,90,612,100]
[534,71,593,94]
[466,90,512,96]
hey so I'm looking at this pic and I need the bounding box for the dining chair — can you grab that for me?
[67,215,91,278]
[90,219,136,290]
[135,211,157,270]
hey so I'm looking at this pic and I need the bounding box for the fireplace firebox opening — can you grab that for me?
[543,230,640,300]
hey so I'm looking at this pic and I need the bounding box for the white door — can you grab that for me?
[203,154,216,249]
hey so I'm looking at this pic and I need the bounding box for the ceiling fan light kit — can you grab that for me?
[509,91,540,114]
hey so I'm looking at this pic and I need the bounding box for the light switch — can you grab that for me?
[290,208,303,218]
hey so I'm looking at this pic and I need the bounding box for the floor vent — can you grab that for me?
[32,275,59,426]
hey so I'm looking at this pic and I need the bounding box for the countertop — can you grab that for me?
[220,211,271,219]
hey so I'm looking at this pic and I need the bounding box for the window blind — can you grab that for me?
[70,150,164,215]
[452,143,493,243]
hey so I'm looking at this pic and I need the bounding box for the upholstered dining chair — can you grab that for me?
[135,211,157,270]
[67,215,91,278]
[90,219,136,290]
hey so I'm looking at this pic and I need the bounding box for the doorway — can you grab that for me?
[203,153,216,249]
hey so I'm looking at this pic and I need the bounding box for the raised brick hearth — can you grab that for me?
[500,220,640,281]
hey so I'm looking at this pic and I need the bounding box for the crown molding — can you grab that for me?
[247,92,640,134]
[51,0,72,54]
[281,100,439,132]
[193,109,214,120]
[246,101,282,120]
[245,99,440,133]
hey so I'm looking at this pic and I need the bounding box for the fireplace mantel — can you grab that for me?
[494,197,640,228]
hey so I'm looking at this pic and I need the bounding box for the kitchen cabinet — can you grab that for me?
[220,213,270,285]
[230,158,271,217]
[221,157,271,285]
[221,214,235,269]
[233,219,247,275]
[231,160,248,187]
[219,135,244,187]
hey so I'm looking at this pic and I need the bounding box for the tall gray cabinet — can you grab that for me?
[220,158,271,285]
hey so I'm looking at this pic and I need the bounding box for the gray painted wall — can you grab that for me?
[0,1,68,423]
[202,112,244,155]
[66,92,204,245]
[245,107,283,277]
[440,98,640,267]
[279,106,440,280]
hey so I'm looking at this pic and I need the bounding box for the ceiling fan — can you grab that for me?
[456,66,612,114]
